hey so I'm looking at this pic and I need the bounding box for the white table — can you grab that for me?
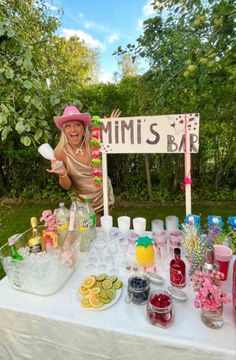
[0,253,235,360]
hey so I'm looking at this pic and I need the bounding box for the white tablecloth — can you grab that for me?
[0,253,235,360]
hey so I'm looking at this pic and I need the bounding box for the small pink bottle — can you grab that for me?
[170,248,186,288]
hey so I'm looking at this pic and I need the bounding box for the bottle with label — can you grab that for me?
[203,247,219,274]
[84,198,96,239]
[28,217,43,254]
[45,234,54,253]
[56,202,70,247]
[62,202,77,252]
[76,202,91,252]
[8,234,24,261]
[170,248,186,288]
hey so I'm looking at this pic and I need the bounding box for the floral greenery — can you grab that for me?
[190,270,230,312]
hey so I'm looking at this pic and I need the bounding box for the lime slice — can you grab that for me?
[110,275,118,283]
[114,280,123,289]
[102,279,113,290]
[95,281,102,288]
[107,288,115,300]
[96,273,107,281]
[100,297,112,304]
[100,289,108,299]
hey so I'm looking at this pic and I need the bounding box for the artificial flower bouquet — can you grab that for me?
[190,270,230,312]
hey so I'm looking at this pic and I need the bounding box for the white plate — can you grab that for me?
[77,287,122,311]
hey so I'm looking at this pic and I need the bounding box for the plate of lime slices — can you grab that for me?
[77,273,123,310]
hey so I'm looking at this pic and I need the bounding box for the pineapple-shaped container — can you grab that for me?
[136,236,155,267]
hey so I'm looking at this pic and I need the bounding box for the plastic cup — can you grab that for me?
[165,216,179,232]
[152,219,164,232]
[100,215,113,235]
[118,216,131,236]
[133,217,146,236]
[214,244,233,281]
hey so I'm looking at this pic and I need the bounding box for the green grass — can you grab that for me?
[0,200,235,280]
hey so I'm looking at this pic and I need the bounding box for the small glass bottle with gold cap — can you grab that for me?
[28,217,43,254]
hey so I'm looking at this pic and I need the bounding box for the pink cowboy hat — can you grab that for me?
[54,105,91,129]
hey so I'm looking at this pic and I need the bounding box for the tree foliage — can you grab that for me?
[0,0,235,202]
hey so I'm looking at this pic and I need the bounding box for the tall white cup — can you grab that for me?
[133,217,146,236]
[165,215,179,232]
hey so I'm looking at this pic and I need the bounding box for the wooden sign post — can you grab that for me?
[100,113,200,216]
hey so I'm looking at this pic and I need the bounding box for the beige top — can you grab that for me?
[60,147,114,212]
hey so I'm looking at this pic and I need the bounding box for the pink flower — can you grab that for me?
[190,270,230,312]
[40,210,57,232]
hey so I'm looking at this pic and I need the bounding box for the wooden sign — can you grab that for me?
[100,113,199,154]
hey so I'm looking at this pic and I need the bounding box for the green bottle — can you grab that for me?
[8,234,24,261]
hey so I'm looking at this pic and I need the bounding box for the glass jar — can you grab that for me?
[127,274,150,305]
[201,306,223,329]
[146,291,174,328]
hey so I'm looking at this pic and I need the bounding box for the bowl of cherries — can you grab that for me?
[146,291,173,328]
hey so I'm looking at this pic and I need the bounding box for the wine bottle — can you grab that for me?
[170,248,186,288]
[28,217,43,254]
[203,246,219,274]
[8,234,23,261]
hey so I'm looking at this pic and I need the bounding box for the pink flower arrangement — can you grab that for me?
[40,210,57,232]
[191,270,230,312]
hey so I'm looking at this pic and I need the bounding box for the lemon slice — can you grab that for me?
[102,279,113,290]
[89,287,100,295]
[89,294,103,308]
[80,297,91,308]
[79,285,89,296]
[82,276,96,289]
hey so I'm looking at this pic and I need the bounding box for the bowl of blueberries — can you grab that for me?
[127,274,150,305]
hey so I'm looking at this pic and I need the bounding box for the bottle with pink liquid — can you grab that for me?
[170,248,186,288]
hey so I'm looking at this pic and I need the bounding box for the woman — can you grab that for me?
[47,105,120,225]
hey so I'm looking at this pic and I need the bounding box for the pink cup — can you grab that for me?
[214,244,233,281]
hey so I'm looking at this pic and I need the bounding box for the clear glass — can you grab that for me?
[85,241,99,270]
[95,240,107,272]
[201,306,223,329]
[107,239,119,275]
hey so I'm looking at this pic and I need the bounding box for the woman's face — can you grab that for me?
[62,120,85,146]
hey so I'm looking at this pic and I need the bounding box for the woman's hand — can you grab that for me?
[47,160,67,176]
[110,109,121,118]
